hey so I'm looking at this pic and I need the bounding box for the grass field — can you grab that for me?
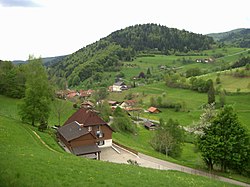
[112,125,204,168]
[0,103,238,186]
[120,47,250,81]
[198,69,250,92]
[108,82,250,130]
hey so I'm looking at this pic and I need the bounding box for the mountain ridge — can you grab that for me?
[207,28,250,47]
[48,23,214,87]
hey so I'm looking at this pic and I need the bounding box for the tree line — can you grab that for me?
[0,60,26,98]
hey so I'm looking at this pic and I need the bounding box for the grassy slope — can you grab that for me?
[121,47,250,79]
[198,69,250,92]
[109,82,250,183]
[109,82,250,130]
[0,98,236,187]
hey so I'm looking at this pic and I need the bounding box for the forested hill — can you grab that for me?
[49,23,214,87]
[208,28,250,47]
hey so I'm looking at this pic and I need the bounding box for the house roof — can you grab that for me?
[64,108,107,127]
[124,100,137,106]
[81,101,94,107]
[113,81,125,86]
[108,100,119,105]
[147,107,160,113]
[72,144,100,156]
[57,121,93,141]
[124,107,142,111]
[144,121,156,128]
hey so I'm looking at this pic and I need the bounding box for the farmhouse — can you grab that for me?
[120,100,137,109]
[111,81,128,92]
[57,108,114,159]
[147,107,161,113]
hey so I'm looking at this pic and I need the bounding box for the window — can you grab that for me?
[98,140,105,146]
[96,131,104,138]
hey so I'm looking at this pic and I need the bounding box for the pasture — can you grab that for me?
[0,96,237,187]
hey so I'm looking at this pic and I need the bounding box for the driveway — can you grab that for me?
[100,144,171,170]
[100,144,250,187]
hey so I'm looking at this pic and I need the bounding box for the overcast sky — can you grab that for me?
[0,0,249,61]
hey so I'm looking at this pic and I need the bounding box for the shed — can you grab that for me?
[147,107,161,113]
[144,121,157,130]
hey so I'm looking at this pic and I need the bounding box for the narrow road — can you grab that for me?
[138,153,250,187]
[104,143,250,186]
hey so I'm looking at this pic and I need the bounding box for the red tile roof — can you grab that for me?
[147,107,161,113]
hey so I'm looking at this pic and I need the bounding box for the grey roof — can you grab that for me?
[144,121,156,128]
[114,81,125,86]
[57,121,90,141]
[72,144,100,155]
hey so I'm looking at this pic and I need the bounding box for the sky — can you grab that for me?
[0,0,249,61]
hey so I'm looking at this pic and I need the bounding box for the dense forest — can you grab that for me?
[49,24,214,88]
[219,29,250,48]
[0,60,26,98]
[208,28,250,48]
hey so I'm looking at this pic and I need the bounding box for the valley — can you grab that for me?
[0,24,250,186]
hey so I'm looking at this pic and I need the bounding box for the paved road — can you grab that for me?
[100,144,250,187]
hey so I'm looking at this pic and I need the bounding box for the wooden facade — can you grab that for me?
[57,108,114,159]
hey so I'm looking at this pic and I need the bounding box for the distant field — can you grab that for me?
[198,69,250,92]
[109,82,250,131]
[120,47,250,80]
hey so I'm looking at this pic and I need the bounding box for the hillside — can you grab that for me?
[12,55,67,65]
[0,95,237,187]
[49,23,214,88]
[207,28,245,41]
[208,28,250,47]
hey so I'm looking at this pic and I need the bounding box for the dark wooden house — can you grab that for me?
[57,108,114,159]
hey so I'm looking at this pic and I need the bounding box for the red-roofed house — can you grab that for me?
[57,108,114,159]
[147,107,161,113]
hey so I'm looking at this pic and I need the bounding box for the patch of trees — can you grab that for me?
[165,73,212,93]
[49,42,131,87]
[0,60,26,98]
[185,67,202,77]
[198,106,250,174]
[111,107,137,134]
[151,118,184,157]
[231,56,250,69]
[150,96,185,112]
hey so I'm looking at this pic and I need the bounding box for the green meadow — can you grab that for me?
[0,96,238,187]
[121,47,250,79]
[109,82,250,130]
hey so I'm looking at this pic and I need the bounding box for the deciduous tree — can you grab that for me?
[198,106,250,173]
[151,118,184,157]
[19,56,52,127]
